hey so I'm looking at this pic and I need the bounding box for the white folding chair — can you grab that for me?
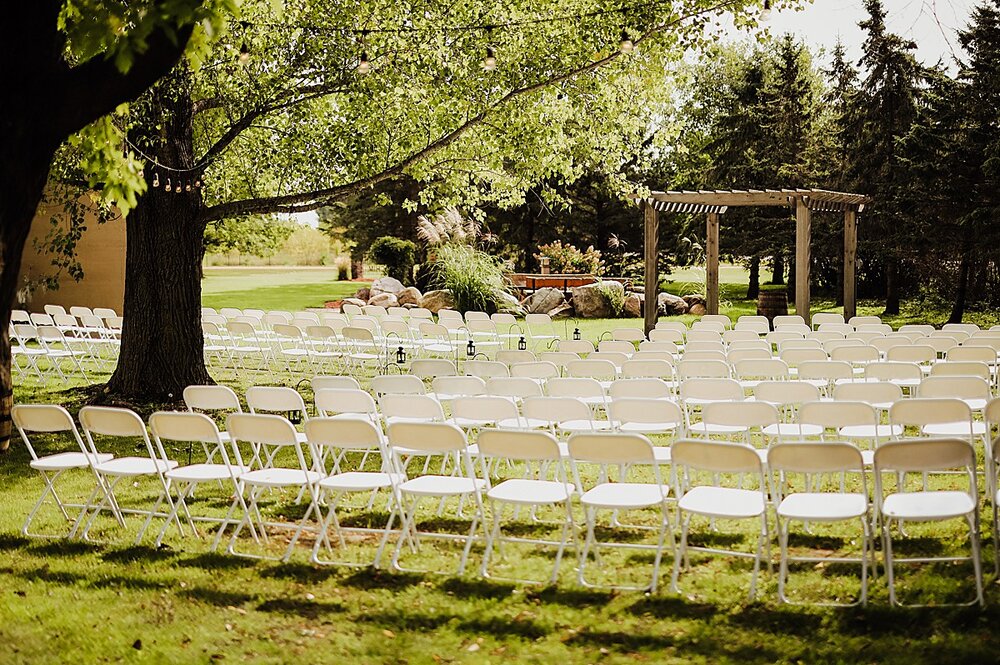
[477,429,575,584]
[12,404,113,538]
[670,439,769,599]
[769,442,870,606]
[874,438,984,607]
[567,432,674,592]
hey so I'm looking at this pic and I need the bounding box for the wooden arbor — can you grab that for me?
[640,189,870,332]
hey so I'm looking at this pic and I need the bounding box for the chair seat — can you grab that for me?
[687,422,749,435]
[778,492,868,521]
[839,424,902,439]
[921,422,986,437]
[318,471,404,492]
[581,482,668,509]
[763,423,823,437]
[556,420,612,432]
[30,451,112,471]
[488,479,573,505]
[616,422,680,434]
[95,457,178,477]
[399,475,486,497]
[166,463,245,482]
[678,486,766,519]
[882,490,976,521]
[240,468,322,488]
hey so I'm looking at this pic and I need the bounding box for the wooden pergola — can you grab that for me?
[639,188,871,332]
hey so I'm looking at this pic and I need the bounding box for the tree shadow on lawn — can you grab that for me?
[101,544,179,564]
[562,626,782,662]
[27,539,101,557]
[438,576,517,600]
[177,585,258,608]
[256,596,348,619]
[355,608,550,641]
[177,551,262,571]
[335,567,425,591]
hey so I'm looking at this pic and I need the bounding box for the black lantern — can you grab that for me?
[517,335,527,351]
[466,339,476,357]
[573,327,581,341]
[396,345,406,364]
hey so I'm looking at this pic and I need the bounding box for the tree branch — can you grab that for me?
[200,4,732,224]
[55,7,204,137]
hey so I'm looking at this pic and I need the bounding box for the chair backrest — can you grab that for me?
[671,439,762,474]
[486,377,543,400]
[701,401,779,428]
[379,394,445,421]
[684,340,726,353]
[612,327,646,342]
[433,375,487,398]
[848,315,882,327]
[509,361,559,380]
[451,396,519,423]
[372,374,426,397]
[559,339,595,355]
[410,358,458,379]
[183,385,242,413]
[547,377,605,399]
[608,398,684,427]
[93,307,117,319]
[776,324,811,336]
[566,359,618,380]
[387,421,467,454]
[798,400,877,429]
[476,429,562,462]
[522,396,593,424]
[245,386,307,418]
[811,312,846,328]
[566,432,656,465]
[778,348,829,366]
[227,413,308,471]
[874,438,975,474]
[314,388,378,418]
[622,359,674,380]
[311,375,361,392]
[830,346,879,364]
[886,344,936,364]
[466,360,510,379]
[679,377,744,403]
[79,406,151,459]
[797,360,854,383]
[44,304,67,317]
[638,340,679,355]
[685,329,723,344]
[496,350,536,365]
[946,346,996,363]
[734,358,790,381]
[768,441,864,475]
[752,381,820,407]
[12,404,81,460]
[810,330,847,343]
[491,312,517,327]
[722,330,760,344]
[305,417,385,456]
[677,359,730,380]
[727,348,772,364]
[609,378,672,399]
[691,320,726,334]
[832,381,903,406]
[149,411,230,467]
[889,397,972,428]
[589,352,629,369]
[917,375,991,401]
[864,361,922,382]
[929,361,991,379]
[598,340,635,355]
[649,328,684,343]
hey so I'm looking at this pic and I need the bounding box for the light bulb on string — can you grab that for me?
[152,173,159,188]
[175,182,182,194]
[165,178,172,192]
[194,178,202,189]
[357,51,371,74]
[238,41,251,64]
[760,0,772,22]
[619,29,634,54]
[185,182,192,192]
[482,46,497,71]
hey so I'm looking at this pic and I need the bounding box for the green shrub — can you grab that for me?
[430,244,512,313]
[595,280,626,317]
[333,255,351,281]
[535,241,602,274]
[368,236,417,284]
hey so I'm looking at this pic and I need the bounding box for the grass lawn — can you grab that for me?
[4,265,1000,663]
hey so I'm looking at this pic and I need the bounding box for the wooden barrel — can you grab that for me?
[757,291,788,323]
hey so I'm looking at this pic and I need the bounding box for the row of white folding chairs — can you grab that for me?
[12,305,119,323]
[15,399,993,605]
[9,323,104,383]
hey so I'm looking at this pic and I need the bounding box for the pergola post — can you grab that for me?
[705,212,720,315]
[843,208,858,321]
[795,197,811,323]
[642,199,659,334]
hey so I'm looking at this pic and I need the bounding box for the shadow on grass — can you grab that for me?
[438,577,517,600]
[101,544,178,564]
[178,586,258,607]
[355,608,549,640]
[26,539,99,557]
[256,596,347,619]
[527,585,616,607]
[177,551,262,571]
[260,561,340,584]
[0,533,34,551]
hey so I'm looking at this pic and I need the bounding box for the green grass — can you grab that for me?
[4,265,1000,663]
[202,267,369,312]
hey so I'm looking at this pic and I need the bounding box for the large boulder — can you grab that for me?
[341,297,366,308]
[683,293,707,308]
[353,287,371,301]
[624,293,644,318]
[397,286,422,307]
[571,280,625,319]
[657,292,689,316]
[521,287,566,315]
[548,303,575,319]
[420,289,455,313]
[370,276,405,297]
[688,303,707,316]
[368,293,399,308]
[495,290,525,316]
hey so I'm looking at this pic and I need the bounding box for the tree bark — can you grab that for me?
[948,229,974,324]
[350,252,365,281]
[883,258,900,316]
[770,253,785,284]
[106,68,212,400]
[746,256,760,299]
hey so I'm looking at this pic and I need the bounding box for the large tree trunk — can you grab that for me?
[770,253,785,284]
[883,257,900,316]
[106,68,212,401]
[746,256,760,300]
[948,229,974,324]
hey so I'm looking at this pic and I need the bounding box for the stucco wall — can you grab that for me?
[17,194,126,313]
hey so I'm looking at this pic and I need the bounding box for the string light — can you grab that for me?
[152,173,159,188]
[619,29,635,53]
[164,178,172,192]
[357,50,371,74]
[760,0,772,21]
[238,40,251,64]
[482,46,497,71]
